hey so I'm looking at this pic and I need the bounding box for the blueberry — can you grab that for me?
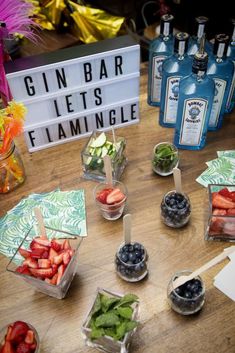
[128,245,134,252]
[120,253,128,263]
[135,250,142,258]
[169,199,176,207]
[184,291,192,299]
[133,243,141,251]
[122,245,129,252]
[128,252,137,263]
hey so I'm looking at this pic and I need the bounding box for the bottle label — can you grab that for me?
[164,76,181,124]
[209,78,226,127]
[180,98,208,146]
[226,60,235,110]
[151,55,167,102]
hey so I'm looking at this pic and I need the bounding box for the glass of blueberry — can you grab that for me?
[161,190,191,228]
[115,242,148,282]
[167,270,205,315]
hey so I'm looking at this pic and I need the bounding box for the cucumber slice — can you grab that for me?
[101,146,108,157]
[95,147,102,157]
[90,132,106,148]
[84,156,93,165]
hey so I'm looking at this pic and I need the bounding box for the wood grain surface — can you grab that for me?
[1,63,235,353]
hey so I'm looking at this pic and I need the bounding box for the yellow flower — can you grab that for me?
[5,101,27,121]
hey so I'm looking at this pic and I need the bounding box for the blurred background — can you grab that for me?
[5,0,235,62]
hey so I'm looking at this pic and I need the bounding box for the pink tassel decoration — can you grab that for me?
[0,0,39,106]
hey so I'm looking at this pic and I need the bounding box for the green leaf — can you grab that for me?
[114,294,139,308]
[117,306,133,320]
[95,312,120,328]
[104,328,117,339]
[100,294,120,313]
[92,293,102,316]
[125,320,138,332]
[90,326,105,340]
[115,322,127,341]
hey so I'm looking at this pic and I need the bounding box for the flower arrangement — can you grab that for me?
[0,0,38,106]
[0,101,27,193]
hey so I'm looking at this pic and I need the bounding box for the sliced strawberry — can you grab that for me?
[5,325,13,341]
[48,248,58,261]
[24,330,34,345]
[62,251,71,266]
[44,278,52,284]
[50,273,58,285]
[227,208,235,215]
[56,264,65,285]
[34,238,51,247]
[30,240,48,252]
[53,253,63,265]
[62,239,71,250]
[212,208,227,216]
[68,249,75,257]
[16,265,32,276]
[10,321,29,343]
[38,259,51,269]
[30,248,47,259]
[106,188,125,205]
[230,191,235,202]
[0,341,14,353]
[29,343,37,352]
[16,342,31,353]
[51,239,62,252]
[19,248,31,259]
[218,187,232,199]
[23,258,38,269]
[29,264,58,279]
[96,188,113,204]
[223,222,235,236]
[212,193,235,209]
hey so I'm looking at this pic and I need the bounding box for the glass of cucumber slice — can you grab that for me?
[81,131,127,181]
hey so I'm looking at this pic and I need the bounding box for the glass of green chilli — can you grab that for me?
[152,142,179,176]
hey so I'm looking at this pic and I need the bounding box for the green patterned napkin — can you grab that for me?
[196,151,235,187]
[0,189,87,260]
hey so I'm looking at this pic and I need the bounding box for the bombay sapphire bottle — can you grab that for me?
[148,14,174,106]
[226,19,235,113]
[207,34,234,130]
[174,39,215,150]
[159,32,192,127]
[187,16,212,56]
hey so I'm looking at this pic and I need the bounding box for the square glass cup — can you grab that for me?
[205,184,235,242]
[81,287,139,353]
[6,226,83,299]
[81,131,127,182]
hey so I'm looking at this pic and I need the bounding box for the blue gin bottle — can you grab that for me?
[148,14,174,106]
[226,19,235,113]
[187,16,212,56]
[174,40,215,150]
[207,34,234,130]
[159,32,192,127]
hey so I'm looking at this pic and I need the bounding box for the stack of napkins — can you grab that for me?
[196,150,235,187]
[214,250,235,301]
[0,189,87,261]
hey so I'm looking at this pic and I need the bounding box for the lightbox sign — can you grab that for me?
[5,35,140,152]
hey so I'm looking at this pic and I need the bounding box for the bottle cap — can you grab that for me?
[174,32,189,54]
[192,35,208,73]
[192,52,208,73]
[160,14,174,37]
[213,34,229,57]
[195,16,209,24]
[195,16,208,39]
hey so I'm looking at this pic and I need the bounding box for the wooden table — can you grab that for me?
[1,62,235,353]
